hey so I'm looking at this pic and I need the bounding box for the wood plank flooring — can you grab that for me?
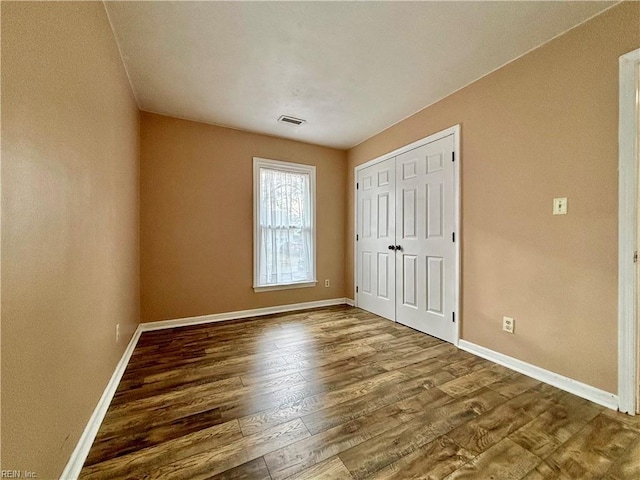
[80,305,640,479]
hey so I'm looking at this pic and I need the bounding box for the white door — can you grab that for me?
[356,158,396,320]
[395,135,456,342]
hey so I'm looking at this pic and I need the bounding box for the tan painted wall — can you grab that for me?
[140,113,347,322]
[1,2,140,477]
[346,2,640,394]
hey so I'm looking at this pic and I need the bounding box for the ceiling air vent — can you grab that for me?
[278,115,306,126]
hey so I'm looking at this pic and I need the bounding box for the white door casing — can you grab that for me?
[357,158,396,320]
[618,48,640,415]
[355,126,460,345]
[395,135,456,342]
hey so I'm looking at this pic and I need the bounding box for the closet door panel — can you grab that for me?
[356,158,396,321]
[395,135,456,343]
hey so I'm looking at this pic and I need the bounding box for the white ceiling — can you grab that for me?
[105,1,616,149]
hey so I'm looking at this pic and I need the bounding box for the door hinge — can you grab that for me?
[356,234,359,241]
[635,251,638,263]
[452,232,456,242]
[357,182,359,190]
[452,312,456,323]
[356,286,359,293]
[452,151,455,162]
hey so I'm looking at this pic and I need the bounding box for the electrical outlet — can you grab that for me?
[324,279,330,288]
[503,316,514,333]
[116,324,120,342]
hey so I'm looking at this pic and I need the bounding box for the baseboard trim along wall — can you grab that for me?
[140,298,354,332]
[458,340,619,410]
[60,328,142,480]
[59,297,354,479]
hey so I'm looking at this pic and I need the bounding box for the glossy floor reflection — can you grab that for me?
[80,305,640,479]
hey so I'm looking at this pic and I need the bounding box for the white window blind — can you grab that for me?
[253,158,316,291]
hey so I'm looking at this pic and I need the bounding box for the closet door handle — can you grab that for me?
[388,245,395,250]
[395,245,402,251]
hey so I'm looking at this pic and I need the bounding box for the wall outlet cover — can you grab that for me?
[503,316,515,333]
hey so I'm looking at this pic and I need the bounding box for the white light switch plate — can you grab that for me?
[553,197,567,215]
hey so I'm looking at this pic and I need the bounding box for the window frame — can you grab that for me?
[253,157,317,292]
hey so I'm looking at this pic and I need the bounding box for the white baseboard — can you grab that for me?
[140,298,353,332]
[345,298,355,306]
[60,327,143,480]
[458,340,618,410]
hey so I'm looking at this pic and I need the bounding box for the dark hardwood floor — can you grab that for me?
[80,305,640,479]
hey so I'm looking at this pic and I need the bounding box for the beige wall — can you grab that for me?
[1,2,140,477]
[140,113,347,322]
[346,2,640,394]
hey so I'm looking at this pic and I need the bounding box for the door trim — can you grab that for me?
[354,125,461,345]
[618,48,640,415]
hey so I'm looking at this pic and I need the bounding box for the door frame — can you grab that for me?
[618,48,640,415]
[354,124,461,345]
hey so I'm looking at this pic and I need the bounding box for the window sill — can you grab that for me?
[253,281,317,292]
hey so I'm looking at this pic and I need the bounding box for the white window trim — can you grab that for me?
[253,157,317,292]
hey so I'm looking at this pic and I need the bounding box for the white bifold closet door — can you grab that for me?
[357,133,456,343]
[356,157,396,321]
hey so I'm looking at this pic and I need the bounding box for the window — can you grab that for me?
[253,157,316,291]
